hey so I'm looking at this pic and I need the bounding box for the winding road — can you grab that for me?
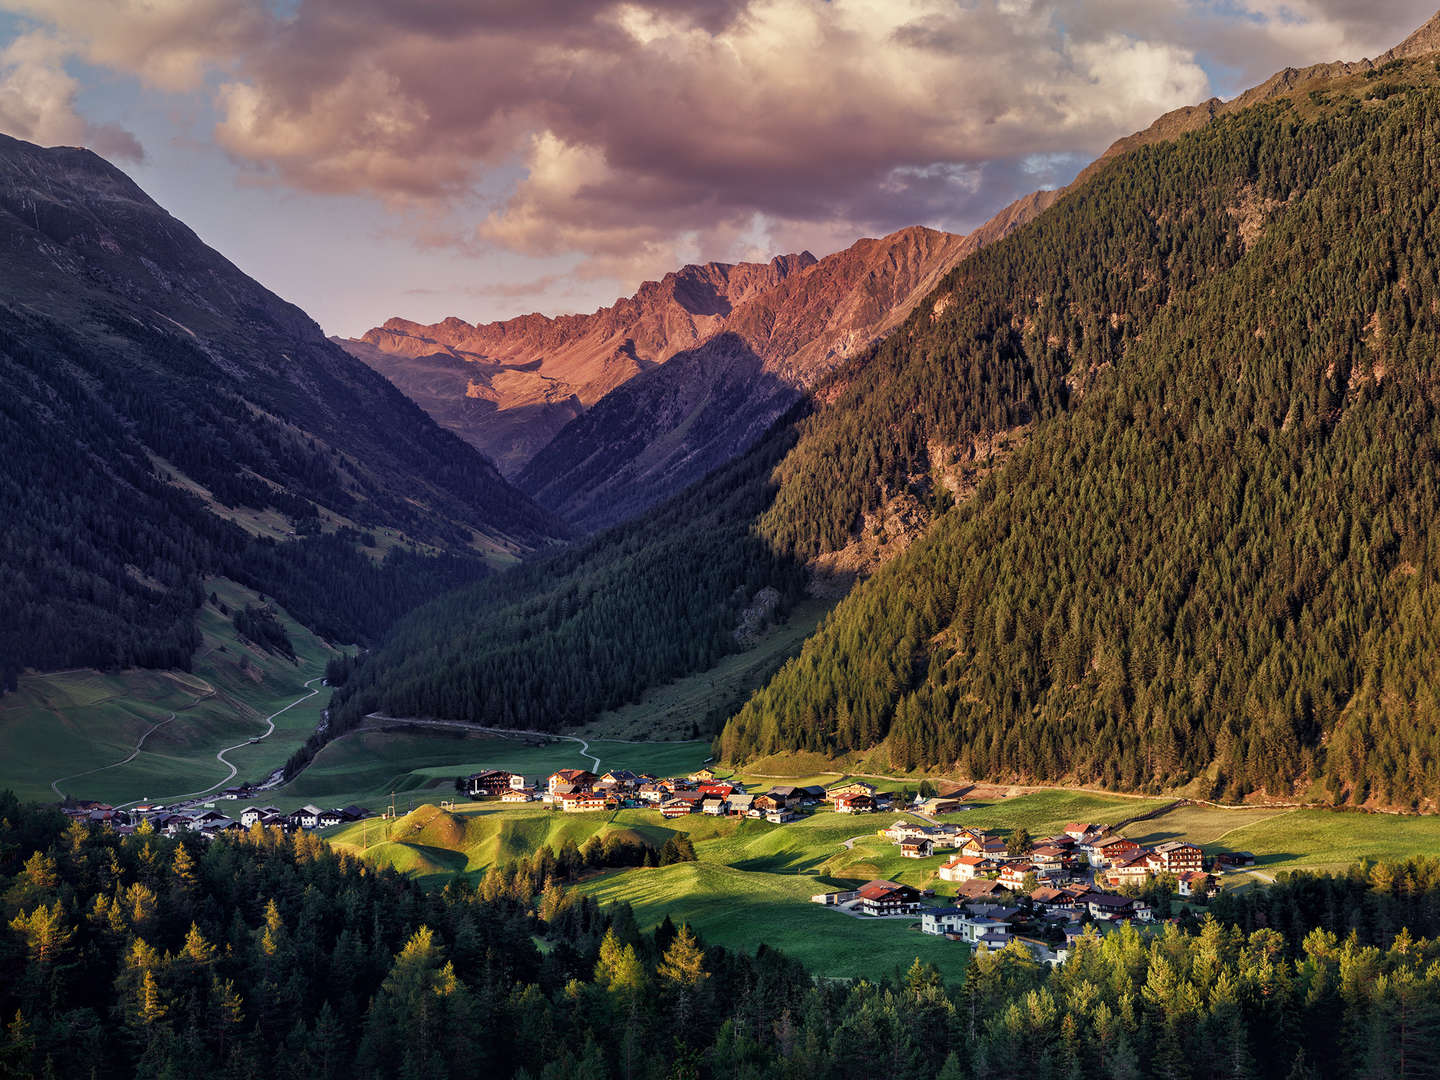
[110,675,325,809]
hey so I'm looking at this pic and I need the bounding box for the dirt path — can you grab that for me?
[115,676,324,809]
[51,680,218,799]
[51,711,184,799]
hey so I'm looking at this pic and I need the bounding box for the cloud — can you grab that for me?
[1,0,1433,283]
[0,31,143,160]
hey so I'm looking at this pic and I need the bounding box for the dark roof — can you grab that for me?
[1087,892,1138,909]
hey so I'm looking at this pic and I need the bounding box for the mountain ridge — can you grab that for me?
[340,252,817,473]
[0,131,564,680]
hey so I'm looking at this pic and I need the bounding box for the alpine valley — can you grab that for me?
[6,9,1440,1080]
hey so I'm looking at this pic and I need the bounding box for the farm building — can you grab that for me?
[900,838,935,858]
[854,880,923,916]
[547,769,596,795]
[938,855,991,882]
[834,793,876,814]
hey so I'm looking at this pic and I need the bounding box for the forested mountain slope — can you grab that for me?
[0,135,563,683]
[322,32,1440,814]
[723,70,1440,810]
[515,226,997,531]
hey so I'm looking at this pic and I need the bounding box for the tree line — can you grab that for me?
[3,792,1440,1079]
[722,78,1440,809]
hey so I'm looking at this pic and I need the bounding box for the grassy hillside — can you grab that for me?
[574,862,971,982]
[330,787,1166,977]
[1120,802,1440,878]
[0,578,337,804]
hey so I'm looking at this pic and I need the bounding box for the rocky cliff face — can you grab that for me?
[516,225,984,530]
[340,253,816,474]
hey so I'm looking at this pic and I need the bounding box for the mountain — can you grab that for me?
[518,226,998,531]
[0,133,563,681]
[325,16,1440,812]
[339,253,816,475]
[721,43,1440,810]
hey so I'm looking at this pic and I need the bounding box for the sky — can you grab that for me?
[0,1,1434,337]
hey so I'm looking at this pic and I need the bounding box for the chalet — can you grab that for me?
[765,785,803,807]
[688,768,717,783]
[292,805,325,830]
[600,770,643,790]
[560,792,610,813]
[827,780,878,802]
[701,797,728,816]
[660,794,701,818]
[938,855,990,882]
[1064,823,1103,841]
[1147,841,1204,874]
[199,817,241,837]
[1028,886,1079,915]
[158,814,193,835]
[1176,870,1216,897]
[920,906,969,936]
[317,809,347,829]
[698,783,736,799]
[962,835,1008,860]
[1104,854,1153,887]
[500,789,534,803]
[765,808,799,824]
[547,770,596,796]
[834,793,876,814]
[1086,892,1153,922]
[885,820,934,843]
[998,862,1035,890]
[751,793,781,813]
[1086,835,1142,867]
[799,785,828,804]
[727,794,756,816]
[1029,845,1066,874]
[637,783,667,804]
[466,770,517,798]
[900,838,935,859]
[953,878,1006,901]
[854,880,923,916]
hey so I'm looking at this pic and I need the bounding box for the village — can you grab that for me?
[457,764,1252,965]
[58,795,374,838]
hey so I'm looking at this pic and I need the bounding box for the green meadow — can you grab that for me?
[327,787,1171,979]
[1120,802,1440,878]
[0,578,337,805]
[266,729,709,814]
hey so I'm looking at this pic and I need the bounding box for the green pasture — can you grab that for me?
[0,578,337,805]
[1122,802,1440,877]
[269,730,709,814]
[572,862,971,982]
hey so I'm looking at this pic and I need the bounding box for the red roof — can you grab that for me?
[857,880,911,901]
